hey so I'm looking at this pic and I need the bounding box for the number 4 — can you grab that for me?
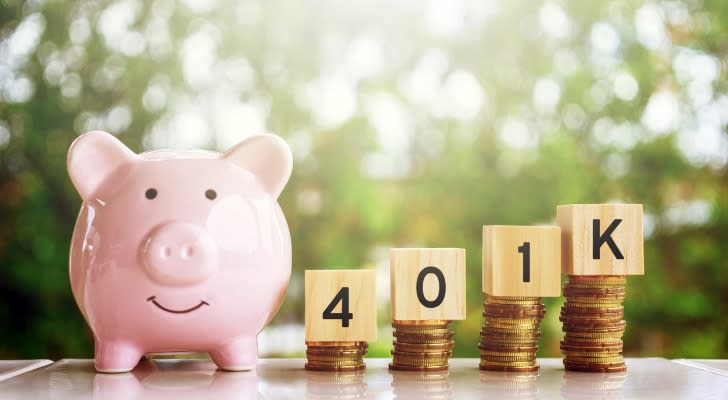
[322,287,354,327]
[518,242,531,283]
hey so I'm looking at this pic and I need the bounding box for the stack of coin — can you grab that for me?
[478,296,544,372]
[560,275,627,373]
[390,320,453,371]
[305,341,368,372]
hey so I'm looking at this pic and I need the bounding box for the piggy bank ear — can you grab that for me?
[67,131,138,201]
[222,134,293,198]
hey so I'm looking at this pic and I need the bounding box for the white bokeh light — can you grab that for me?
[532,78,561,114]
[635,3,670,51]
[298,73,358,129]
[613,71,639,101]
[641,90,680,134]
[499,117,536,149]
[539,3,573,39]
[590,22,621,55]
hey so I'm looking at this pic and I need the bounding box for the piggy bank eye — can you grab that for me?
[145,188,158,200]
[205,189,217,200]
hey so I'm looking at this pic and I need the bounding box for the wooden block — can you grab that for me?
[482,225,561,297]
[557,204,644,276]
[390,248,466,321]
[305,270,378,342]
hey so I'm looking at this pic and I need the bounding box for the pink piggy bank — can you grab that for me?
[66,131,292,373]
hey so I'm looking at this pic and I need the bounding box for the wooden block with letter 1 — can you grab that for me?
[390,248,466,321]
[557,204,644,276]
[482,225,561,297]
[305,269,378,342]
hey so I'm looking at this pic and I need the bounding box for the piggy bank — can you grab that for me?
[66,131,292,373]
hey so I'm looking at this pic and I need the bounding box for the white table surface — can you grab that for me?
[0,360,52,382]
[673,359,728,377]
[0,358,727,399]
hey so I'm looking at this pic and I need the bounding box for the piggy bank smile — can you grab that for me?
[146,296,209,314]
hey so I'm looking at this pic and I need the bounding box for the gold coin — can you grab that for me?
[484,321,542,328]
[487,298,542,305]
[394,342,454,352]
[568,275,626,282]
[565,330,623,337]
[307,348,367,355]
[305,359,366,367]
[480,336,540,343]
[305,341,365,347]
[482,325,541,333]
[393,320,451,326]
[566,298,625,305]
[391,358,450,367]
[389,363,449,372]
[479,360,537,367]
[393,333,454,343]
[486,317,543,324]
[561,350,622,358]
[564,303,623,309]
[563,337,622,347]
[392,350,452,359]
[565,356,625,364]
[394,327,453,335]
[306,354,362,362]
[479,350,537,357]
[305,363,366,372]
[479,364,540,372]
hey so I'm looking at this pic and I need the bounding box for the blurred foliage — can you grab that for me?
[0,0,727,360]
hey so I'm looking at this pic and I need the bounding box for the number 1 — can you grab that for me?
[518,242,531,282]
[322,287,354,327]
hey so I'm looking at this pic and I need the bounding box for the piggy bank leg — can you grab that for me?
[95,340,143,373]
[210,336,258,371]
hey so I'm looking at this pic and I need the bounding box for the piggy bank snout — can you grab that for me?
[142,222,218,286]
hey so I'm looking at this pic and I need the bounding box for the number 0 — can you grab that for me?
[322,287,354,327]
[416,266,446,308]
[518,242,531,282]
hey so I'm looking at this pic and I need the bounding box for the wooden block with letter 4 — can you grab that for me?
[390,248,466,321]
[304,269,378,342]
[557,203,644,276]
[482,225,561,297]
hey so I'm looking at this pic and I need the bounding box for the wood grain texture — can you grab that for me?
[390,248,466,321]
[305,270,378,341]
[482,225,562,297]
[557,204,644,276]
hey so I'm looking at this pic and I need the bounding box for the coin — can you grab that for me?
[393,327,453,335]
[393,319,451,326]
[479,364,540,372]
[478,344,538,353]
[389,363,449,372]
[305,363,366,372]
[561,275,628,373]
[392,350,452,359]
[394,342,454,352]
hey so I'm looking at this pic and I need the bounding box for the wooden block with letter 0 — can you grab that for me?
[390,248,466,321]
[557,204,644,275]
[305,270,378,342]
[482,225,561,297]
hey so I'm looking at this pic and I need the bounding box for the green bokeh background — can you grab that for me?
[0,0,726,359]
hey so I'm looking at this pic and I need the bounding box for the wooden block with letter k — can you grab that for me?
[305,270,378,342]
[482,225,561,297]
[557,204,644,276]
